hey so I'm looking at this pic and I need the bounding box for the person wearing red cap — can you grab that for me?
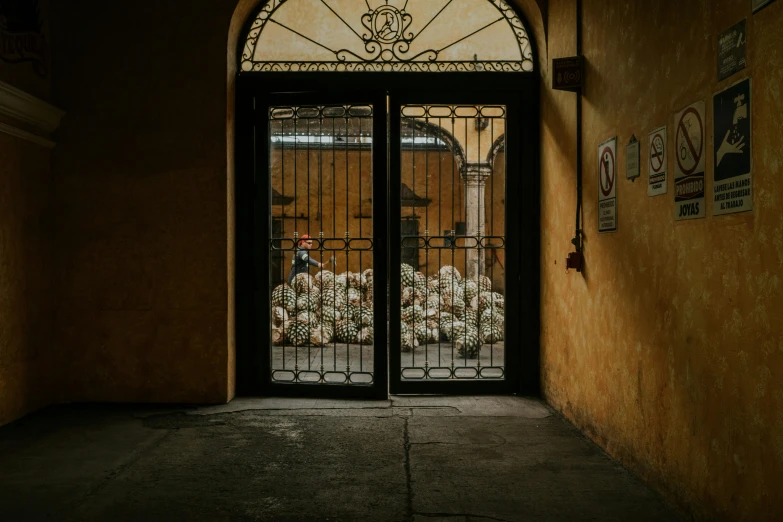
[287,234,332,285]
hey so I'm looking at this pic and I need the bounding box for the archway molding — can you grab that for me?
[240,0,536,73]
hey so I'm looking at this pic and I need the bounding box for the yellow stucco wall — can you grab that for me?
[541,1,783,520]
[0,134,54,427]
[49,0,235,405]
[0,0,55,427]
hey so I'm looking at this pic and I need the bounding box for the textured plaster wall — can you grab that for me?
[49,1,240,404]
[540,0,783,520]
[0,1,55,426]
[0,134,54,426]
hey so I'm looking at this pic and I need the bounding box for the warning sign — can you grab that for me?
[717,20,746,81]
[648,126,667,197]
[598,137,617,233]
[674,101,706,220]
[713,78,752,216]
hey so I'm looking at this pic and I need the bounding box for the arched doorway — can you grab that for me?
[235,0,540,398]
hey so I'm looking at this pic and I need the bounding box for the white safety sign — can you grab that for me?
[598,137,617,233]
[648,126,667,197]
[674,101,706,220]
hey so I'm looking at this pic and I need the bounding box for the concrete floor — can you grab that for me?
[0,397,683,522]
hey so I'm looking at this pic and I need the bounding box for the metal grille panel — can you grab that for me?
[268,104,375,386]
[241,0,535,73]
[398,104,507,381]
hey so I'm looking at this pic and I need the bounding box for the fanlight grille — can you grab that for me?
[241,0,534,73]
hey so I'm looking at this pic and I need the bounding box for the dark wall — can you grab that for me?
[0,0,55,426]
[49,0,237,403]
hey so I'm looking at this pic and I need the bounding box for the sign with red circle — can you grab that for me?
[650,133,665,173]
[676,107,704,175]
[673,101,706,220]
[648,126,668,197]
[598,137,617,233]
[599,145,615,197]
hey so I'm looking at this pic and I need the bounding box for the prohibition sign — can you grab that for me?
[600,145,615,197]
[650,133,665,173]
[676,107,703,175]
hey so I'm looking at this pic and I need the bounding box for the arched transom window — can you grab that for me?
[241,0,534,72]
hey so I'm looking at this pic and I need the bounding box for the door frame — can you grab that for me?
[235,73,540,398]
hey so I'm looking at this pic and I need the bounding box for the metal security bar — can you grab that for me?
[398,105,507,381]
[268,105,375,385]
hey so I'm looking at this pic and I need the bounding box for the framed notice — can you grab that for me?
[752,0,776,13]
[674,101,706,220]
[648,126,667,197]
[598,137,617,233]
[626,135,640,181]
[717,20,747,81]
[713,78,752,215]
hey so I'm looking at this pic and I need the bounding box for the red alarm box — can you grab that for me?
[566,251,583,272]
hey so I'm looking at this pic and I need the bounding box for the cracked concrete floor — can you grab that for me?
[0,397,683,521]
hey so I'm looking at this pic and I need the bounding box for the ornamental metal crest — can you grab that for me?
[241,0,534,72]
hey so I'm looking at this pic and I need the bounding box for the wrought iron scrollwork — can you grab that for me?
[241,0,535,73]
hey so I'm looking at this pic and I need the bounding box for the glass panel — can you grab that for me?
[241,0,534,73]
[269,105,375,385]
[399,105,506,381]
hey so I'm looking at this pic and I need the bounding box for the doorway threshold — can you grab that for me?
[189,396,550,418]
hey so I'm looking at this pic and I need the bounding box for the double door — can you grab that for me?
[237,78,539,399]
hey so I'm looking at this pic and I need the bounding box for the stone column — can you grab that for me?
[462,162,492,281]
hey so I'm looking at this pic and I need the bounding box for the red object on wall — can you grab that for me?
[566,251,583,272]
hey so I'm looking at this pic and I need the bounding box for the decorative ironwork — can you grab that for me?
[400,366,505,380]
[241,0,534,73]
[269,104,376,386]
[270,106,450,151]
[399,104,507,381]
[401,105,505,176]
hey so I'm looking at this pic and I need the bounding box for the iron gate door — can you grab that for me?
[388,91,525,395]
[240,80,538,398]
[255,91,389,399]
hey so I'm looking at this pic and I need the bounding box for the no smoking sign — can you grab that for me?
[651,135,665,172]
[648,126,667,197]
[598,137,617,233]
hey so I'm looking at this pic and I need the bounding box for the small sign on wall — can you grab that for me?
[626,135,640,181]
[552,56,584,92]
[648,126,667,197]
[717,20,747,81]
[713,78,752,215]
[674,101,707,220]
[598,137,617,233]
